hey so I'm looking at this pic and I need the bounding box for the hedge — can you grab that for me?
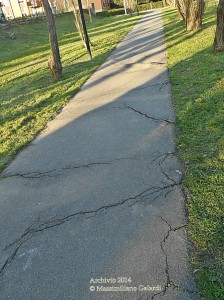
[96,2,164,17]
[96,8,125,17]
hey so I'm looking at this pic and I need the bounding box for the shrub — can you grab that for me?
[136,1,163,11]
[96,8,125,17]
[96,0,163,17]
[111,0,124,7]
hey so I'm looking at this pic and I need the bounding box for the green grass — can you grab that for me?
[163,5,224,300]
[0,12,143,171]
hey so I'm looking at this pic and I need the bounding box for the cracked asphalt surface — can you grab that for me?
[0,10,199,300]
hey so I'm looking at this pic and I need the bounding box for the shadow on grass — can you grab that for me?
[0,13,141,67]
[163,6,224,299]
[162,5,217,51]
[0,12,144,170]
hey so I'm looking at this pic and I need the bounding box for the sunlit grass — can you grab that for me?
[163,5,224,300]
[0,13,143,170]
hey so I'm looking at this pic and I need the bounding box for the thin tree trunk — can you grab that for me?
[72,1,85,44]
[71,0,92,59]
[166,0,175,6]
[126,0,134,15]
[176,0,186,20]
[214,0,224,51]
[124,0,127,14]
[41,0,62,80]
[87,0,92,23]
[76,0,92,59]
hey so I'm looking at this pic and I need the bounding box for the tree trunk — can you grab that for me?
[185,0,205,30]
[166,0,175,7]
[124,0,127,14]
[87,0,93,23]
[176,0,186,20]
[126,0,135,15]
[72,3,85,44]
[71,0,92,59]
[176,0,205,30]
[214,0,224,51]
[41,0,62,80]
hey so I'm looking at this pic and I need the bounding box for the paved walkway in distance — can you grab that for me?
[0,10,199,300]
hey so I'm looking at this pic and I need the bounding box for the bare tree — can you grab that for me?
[71,0,92,59]
[87,0,93,23]
[125,0,135,15]
[166,0,176,7]
[72,0,85,42]
[41,0,62,80]
[214,0,224,51]
[177,0,205,30]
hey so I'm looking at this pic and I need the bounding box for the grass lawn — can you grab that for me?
[0,12,142,171]
[163,5,224,300]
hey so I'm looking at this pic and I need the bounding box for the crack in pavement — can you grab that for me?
[124,103,175,125]
[0,153,176,180]
[0,151,184,285]
[2,186,167,252]
[103,62,166,71]
[159,80,170,91]
[159,163,178,185]
[151,152,175,164]
[158,157,181,185]
[151,215,197,299]
[91,67,160,79]
[0,157,143,179]
[149,62,166,65]
[127,189,164,208]
[76,80,171,103]
[0,241,26,281]
[107,58,166,66]
[0,181,181,278]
